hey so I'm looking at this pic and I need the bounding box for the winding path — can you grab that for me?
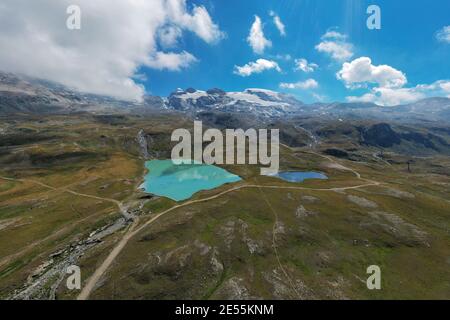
[2,147,381,300]
[0,176,129,218]
[0,176,131,268]
[77,178,380,300]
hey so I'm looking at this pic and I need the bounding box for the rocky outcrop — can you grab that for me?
[324,148,349,158]
[359,123,450,153]
[361,123,401,148]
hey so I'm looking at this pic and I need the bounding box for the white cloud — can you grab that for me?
[147,51,197,71]
[269,11,286,37]
[315,41,353,62]
[247,15,272,54]
[158,25,182,48]
[337,57,407,89]
[165,0,225,44]
[436,26,450,43]
[274,54,292,61]
[339,56,450,106]
[322,30,347,40]
[234,59,281,77]
[372,88,424,105]
[346,80,450,106]
[346,93,375,103]
[132,73,148,82]
[312,93,327,102]
[294,58,318,73]
[416,80,450,92]
[347,88,424,106]
[0,0,224,101]
[439,80,450,92]
[315,30,353,62]
[280,79,319,90]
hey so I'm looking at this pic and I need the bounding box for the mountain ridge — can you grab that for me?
[1,72,450,124]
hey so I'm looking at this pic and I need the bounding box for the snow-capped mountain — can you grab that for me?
[166,88,303,117]
[163,87,450,122]
[1,72,449,124]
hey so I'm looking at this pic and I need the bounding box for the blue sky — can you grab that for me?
[1,0,448,104]
[141,0,450,104]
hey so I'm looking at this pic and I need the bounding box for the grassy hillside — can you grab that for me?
[0,114,448,299]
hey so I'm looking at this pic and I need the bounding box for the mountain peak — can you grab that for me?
[206,88,226,95]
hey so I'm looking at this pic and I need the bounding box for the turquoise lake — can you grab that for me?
[140,160,241,201]
[273,171,328,183]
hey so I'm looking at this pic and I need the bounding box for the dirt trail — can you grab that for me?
[77,178,380,300]
[257,186,301,299]
[0,176,132,269]
[280,143,377,182]
[0,209,109,269]
[0,176,129,218]
[3,147,382,300]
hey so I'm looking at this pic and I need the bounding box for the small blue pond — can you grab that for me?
[140,160,241,201]
[272,171,328,183]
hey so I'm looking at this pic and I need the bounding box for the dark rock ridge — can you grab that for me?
[361,123,402,148]
[358,123,450,152]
